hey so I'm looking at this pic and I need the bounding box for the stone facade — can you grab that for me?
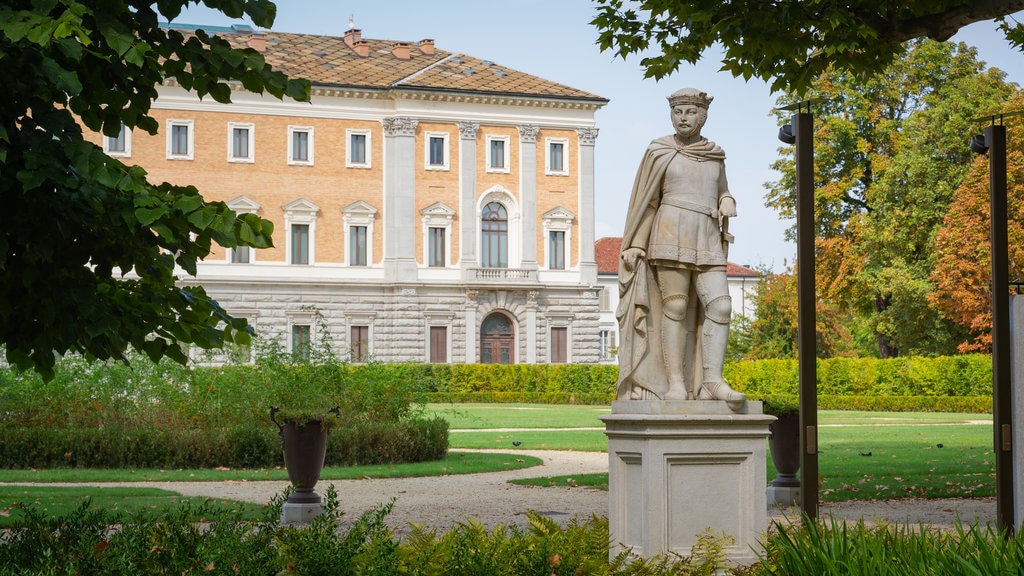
[91,24,607,365]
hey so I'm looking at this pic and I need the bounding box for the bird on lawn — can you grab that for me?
[859,451,872,457]
[512,441,522,447]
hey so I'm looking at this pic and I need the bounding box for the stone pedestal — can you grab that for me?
[601,401,774,565]
[280,502,324,524]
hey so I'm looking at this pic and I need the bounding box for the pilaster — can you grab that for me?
[459,121,480,269]
[518,124,540,270]
[383,116,419,281]
[577,127,599,284]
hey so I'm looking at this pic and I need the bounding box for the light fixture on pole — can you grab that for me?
[776,97,823,520]
[970,110,1021,534]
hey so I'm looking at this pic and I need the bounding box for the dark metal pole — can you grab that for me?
[987,123,1014,534]
[794,112,818,519]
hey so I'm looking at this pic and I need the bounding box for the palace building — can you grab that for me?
[91,24,608,364]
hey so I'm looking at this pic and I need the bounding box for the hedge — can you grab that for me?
[0,417,449,470]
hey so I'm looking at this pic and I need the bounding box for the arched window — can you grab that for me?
[480,312,514,364]
[481,202,508,268]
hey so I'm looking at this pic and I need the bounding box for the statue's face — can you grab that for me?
[671,104,707,139]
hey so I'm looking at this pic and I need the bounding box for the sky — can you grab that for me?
[179,1,1024,272]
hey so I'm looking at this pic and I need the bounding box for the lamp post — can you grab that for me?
[970,116,1015,534]
[778,101,818,520]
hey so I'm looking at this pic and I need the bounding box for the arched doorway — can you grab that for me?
[480,312,515,364]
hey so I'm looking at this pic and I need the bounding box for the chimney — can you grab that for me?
[418,39,435,56]
[392,42,411,60]
[247,33,266,52]
[343,28,362,48]
[353,39,369,58]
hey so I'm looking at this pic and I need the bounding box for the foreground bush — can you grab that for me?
[748,516,1024,575]
[0,486,732,575]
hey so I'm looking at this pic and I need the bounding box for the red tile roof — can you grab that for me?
[171,24,607,103]
[595,237,759,277]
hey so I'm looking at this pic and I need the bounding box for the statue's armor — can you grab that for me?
[647,154,728,269]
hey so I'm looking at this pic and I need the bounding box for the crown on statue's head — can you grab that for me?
[667,88,713,109]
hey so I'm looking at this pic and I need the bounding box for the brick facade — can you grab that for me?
[90,25,607,365]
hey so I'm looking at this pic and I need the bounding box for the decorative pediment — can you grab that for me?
[421,201,456,220]
[343,200,378,226]
[282,198,320,214]
[226,195,261,213]
[343,200,378,216]
[543,206,575,222]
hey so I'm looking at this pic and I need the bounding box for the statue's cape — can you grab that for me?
[615,136,725,399]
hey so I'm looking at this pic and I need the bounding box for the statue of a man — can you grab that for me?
[616,88,746,408]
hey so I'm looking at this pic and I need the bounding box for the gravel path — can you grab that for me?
[15,449,997,533]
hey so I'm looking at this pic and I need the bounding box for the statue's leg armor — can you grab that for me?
[695,272,746,406]
[657,268,692,400]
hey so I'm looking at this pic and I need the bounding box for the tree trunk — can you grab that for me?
[874,294,899,358]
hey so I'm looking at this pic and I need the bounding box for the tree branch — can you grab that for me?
[867,0,1024,43]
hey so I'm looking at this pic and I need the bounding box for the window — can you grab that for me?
[350,325,369,362]
[549,231,565,270]
[481,202,508,268]
[288,126,313,165]
[230,245,251,264]
[429,326,448,363]
[428,227,445,267]
[104,124,131,157]
[542,206,574,271]
[425,132,449,170]
[599,329,617,360]
[486,135,510,172]
[343,201,377,266]
[550,327,568,363]
[421,202,455,269]
[292,324,311,361]
[166,119,193,160]
[350,225,367,266]
[546,138,569,175]
[291,224,309,264]
[347,129,371,168]
[225,196,261,263]
[228,123,254,162]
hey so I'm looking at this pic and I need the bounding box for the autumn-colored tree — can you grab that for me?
[930,95,1024,352]
[744,269,858,360]
[767,40,1012,357]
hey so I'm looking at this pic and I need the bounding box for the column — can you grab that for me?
[464,290,479,362]
[458,121,479,272]
[525,290,538,363]
[577,127,599,284]
[519,124,539,270]
[383,116,419,282]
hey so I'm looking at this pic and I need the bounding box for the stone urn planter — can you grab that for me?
[271,406,339,505]
[767,410,801,506]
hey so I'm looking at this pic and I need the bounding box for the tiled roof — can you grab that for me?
[595,237,622,275]
[174,25,606,103]
[595,237,760,277]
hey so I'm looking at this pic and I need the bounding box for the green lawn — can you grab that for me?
[0,406,997,513]
[0,486,268,528]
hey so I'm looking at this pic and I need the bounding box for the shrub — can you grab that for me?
[0,487,736,575]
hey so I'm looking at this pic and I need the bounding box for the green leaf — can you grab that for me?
[134,207,167,226]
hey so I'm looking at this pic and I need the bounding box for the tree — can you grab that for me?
[766,40,1012,357]
[592,0,1024,94]
[930,95,1024,351]
[744,269,858,360]
[0,1,311,377]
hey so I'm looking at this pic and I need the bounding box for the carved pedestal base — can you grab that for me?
[601,401,774,566]
[280,502,324,525]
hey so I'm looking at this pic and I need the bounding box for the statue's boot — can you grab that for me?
[697,297,745,409]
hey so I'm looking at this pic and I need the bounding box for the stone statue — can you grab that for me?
[616,88,746,408]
